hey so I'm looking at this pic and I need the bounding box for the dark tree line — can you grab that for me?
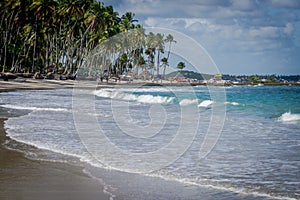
[1,0,178,80]
[0,0,140,75]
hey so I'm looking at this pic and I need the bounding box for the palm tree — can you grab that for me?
[164,34,176,61]
[29,0,58,73]
[134,53,145,75]
[0,0,24,72]
[161,57,168,79]
[145,32,156,75]
[177,61,186,71]
[153,33,164,78]
[120,12,138,32]
[0,0,151,77]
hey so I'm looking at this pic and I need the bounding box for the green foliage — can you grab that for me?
[177,62,186,70]
[0,0,138,73]
[166,70,213,80]
[0,0,185,79]
[161,57,168,64]
[249,76,260,83]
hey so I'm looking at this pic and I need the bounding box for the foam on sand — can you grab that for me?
[1,104,68,112]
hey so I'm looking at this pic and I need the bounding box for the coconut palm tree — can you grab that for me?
[153,33,164,78]
[164,34,176,61]
[177,61,186,71]
[120,12,138,32]
[0,0,151,77]
[161,57,168,79]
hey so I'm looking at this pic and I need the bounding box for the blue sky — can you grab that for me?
[102,0,300,75]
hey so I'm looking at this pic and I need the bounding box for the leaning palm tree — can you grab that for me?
[164,34,176,61]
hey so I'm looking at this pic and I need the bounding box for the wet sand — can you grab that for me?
[0,78,193,93]
[0,80,274,200]
[0,80,111,199]
[0,79,75,92]
[0,120,110,199]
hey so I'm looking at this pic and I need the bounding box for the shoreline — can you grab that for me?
[0,79,75,92]
[0,117,111,200]
[1,78,299,94]
[0,80,293,200]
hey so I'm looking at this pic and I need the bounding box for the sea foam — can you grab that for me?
[198,100,213,107]
[278,112,300,124]
[179,99,198,106]
[93,89,174,104]
[225,101,240,106]
[1,104,68,112]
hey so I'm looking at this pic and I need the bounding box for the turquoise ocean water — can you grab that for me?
[0,85,299,199]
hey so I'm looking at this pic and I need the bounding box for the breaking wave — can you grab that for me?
[198,100,214,107]
[179,99,198,106]
[278,112,300,124]
[93,89,174,104]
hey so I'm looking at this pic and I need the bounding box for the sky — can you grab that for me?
[102,0,300,75]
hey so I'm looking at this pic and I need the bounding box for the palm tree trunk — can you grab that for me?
[32,32,37,73]
[12,29,32,72]
[3,40,7,72]
[32,16,38,73]
[167,41,172,60]
[157,51,160,77]
[163,65,166,79]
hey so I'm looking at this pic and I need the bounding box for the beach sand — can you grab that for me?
[0,79,75,92]
[0,79,271,200]
[0,119,110,199]
[0,78,193,93]
[0,80,111,199]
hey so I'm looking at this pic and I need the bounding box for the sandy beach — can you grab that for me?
[1,79,298,200]
[0,80,112,200]
[0,116,112,200]
[0,118,111,200]
[0,79,76,92]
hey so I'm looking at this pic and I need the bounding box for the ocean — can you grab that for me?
[0,84,299,200]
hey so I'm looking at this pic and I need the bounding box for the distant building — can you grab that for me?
[176,77,188,82]
[261,78,267,82]
[214,74,222,81]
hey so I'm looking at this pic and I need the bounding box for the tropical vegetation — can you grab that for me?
[0,0,176,80]
[177,61,186,70]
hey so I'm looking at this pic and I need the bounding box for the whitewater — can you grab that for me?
[0,85,299,200]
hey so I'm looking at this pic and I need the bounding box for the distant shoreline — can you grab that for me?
[1,78,299,93]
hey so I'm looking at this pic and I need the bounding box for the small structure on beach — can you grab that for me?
[139,70,152,80]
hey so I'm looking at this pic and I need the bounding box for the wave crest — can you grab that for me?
[93,89,174,104]
[179,99,198,106]
[198,100,214,107]
[278,112,300,124]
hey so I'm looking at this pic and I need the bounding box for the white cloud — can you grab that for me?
[230,0,257,11]
[143,16,286,52]
[248,26,279,38]
[267,0,300,9]
[103,0,300,74]
[284,23,294,36]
